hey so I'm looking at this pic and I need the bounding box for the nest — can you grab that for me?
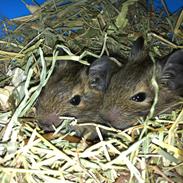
[0,0,183,182]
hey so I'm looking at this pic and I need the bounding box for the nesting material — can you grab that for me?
[0,0,183,182]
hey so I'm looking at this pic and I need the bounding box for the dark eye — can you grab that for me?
[131,92,146,102]
[90,77,100,85]
[70,95,81,106]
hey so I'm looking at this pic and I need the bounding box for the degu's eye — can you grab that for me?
[70,95,81,106]
[131,92,146,102]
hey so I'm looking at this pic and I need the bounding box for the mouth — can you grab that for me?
[37,112,61,132]
[99,109,148,130]
[133,110,150,117]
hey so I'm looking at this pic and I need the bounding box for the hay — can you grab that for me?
[0,0,183,182]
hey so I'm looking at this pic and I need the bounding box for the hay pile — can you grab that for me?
[0,0,183,182]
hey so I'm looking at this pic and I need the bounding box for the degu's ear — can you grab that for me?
[88,56,121,92]
[161,49,183,96]
[128,36,146,62]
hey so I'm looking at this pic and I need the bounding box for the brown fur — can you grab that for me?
[36,62,104,137]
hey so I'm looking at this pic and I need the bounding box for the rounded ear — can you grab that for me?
[88,56,121,91]
[129,36,146,62]
[161,49,183,96]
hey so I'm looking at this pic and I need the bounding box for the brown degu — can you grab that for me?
[100,37,183,130]
[36,55,120,137]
